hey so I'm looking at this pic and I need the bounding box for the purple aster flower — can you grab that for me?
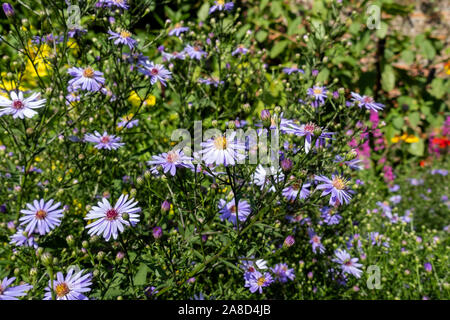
[334,155,363,171]
[308,229,325,254]
[282,67,304,75]
[369,232,389,247]
[389,195,402,204]
[168,23,189,36]
[84,194,141,241]
[9,228,38,248]
[68,27,87,38]
[244,271,273,294]
[376,201,392,215]
[139,61,172,86]
[200,132,246,166]
[101,0,129,9]
[218,198,251,226]
[2,3,14,17]
[209,0,234,14]
[117,114,139,129]
[307,85,328,106]
[0,91,46,119]
[332,249,363,278]
[231,45,249,56]
[44,269,92,300]
[108,29,137,49]
[161,49,186,62]
[282,180,311,201]
[350,92,384,112]
[279,115,302,134]
[65,91,81,106]
[431,169,448,176]
[147,149,193,176]
[320,206,342,225]
[271,263,295,283]
[315,174,353,206]
[253,164,284,192]
[0,277,32,300]
[424,262,432,273]
[68,66,105,92]
[290,122,333,154]
[84,131,124,150]
[408,178,424,186]
[19,199,63,236]
[198,77,224,87]
[184,44,207,60]
[240,257,268,280]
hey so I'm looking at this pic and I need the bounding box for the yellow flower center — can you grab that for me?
[332,177,346,190]
[313,88,322,95]
[257,276,265,286]
[35,209,47,220]
[214,136,227,150]
[120,30,131,38]
[55,282,70,298]
[217,0,225,5]
[83,67,94,78]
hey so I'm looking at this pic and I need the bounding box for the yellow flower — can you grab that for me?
[24,43,53,81]
[403,135,419,143]
[445,61,450,75]
[145,95,156,106]
[0,73,26,97]
[128,90,142,106]
[391,133,419,143]
[67,39,80,55]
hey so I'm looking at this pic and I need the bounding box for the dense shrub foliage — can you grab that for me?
[0,0,448,300]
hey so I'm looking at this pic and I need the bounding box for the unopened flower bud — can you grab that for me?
[66,235,75,246]
[2,3,14,17]
[97,251,105,261]
[115,251,125,262]
[313,127,322,136]
[280,158,293,172]
[284,235,295,247]
[161,200,170,212]
[41,252,52,266]
[152,226,163,239]
[346,149,358,161]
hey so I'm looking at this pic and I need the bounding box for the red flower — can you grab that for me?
[431,137,450,149]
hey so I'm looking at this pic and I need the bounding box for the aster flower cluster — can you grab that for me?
[241,258,295,294]
[1,0,447,302]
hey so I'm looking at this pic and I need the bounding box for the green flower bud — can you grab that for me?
[41,252,53,266]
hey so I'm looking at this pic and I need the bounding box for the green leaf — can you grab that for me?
[270,2,284,16]
[287,17,302,36]
[255,30,268,43]
[421,40,436,60]
[428,78,445,99]
[381,65,395,92]
[316,68,329,83]
[408,139,424,156]
[134,263,149,285]
[270,40,289,58]
[401,50,414,65]
[408,112,420,127]
[260,0,270,10]
[198,3,210,21]
[392,116,404,130]
[376,21,388,39]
